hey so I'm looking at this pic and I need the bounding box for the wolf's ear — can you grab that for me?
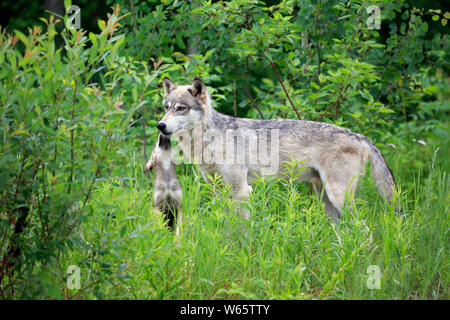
[188,77,207,102]
[163,77,177,97]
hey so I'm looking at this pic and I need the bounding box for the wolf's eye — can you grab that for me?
[176,105,187,112]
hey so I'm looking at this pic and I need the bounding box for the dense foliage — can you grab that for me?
[0,0,448,299]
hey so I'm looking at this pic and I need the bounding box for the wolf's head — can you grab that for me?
[156,77,210,135]
[144,133,173,173]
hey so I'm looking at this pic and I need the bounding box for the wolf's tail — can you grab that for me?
[363,138,395,203]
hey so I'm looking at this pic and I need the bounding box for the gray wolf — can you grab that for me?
[155,77,395,223]
[145,133,183,234]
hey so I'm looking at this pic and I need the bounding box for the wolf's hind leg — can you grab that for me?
[317,161,362,223]
[312,180,342,223]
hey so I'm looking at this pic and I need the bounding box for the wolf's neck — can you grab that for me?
[206,108,237,130]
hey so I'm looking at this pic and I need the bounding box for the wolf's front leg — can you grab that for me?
[222,166,253,220]
[233,184,253,220]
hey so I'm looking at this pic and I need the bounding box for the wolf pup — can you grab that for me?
[145,133,183,235]
[156,77,395,223]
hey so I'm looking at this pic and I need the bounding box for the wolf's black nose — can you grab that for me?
[156,122,166,132]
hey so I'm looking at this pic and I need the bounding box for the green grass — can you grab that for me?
[60,144,449,300]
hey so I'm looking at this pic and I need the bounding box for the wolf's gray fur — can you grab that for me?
[145,133,183,234]
[156,77,395,223]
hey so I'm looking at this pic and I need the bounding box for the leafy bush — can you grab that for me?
[113,0,448,142]
[0,6,139,298]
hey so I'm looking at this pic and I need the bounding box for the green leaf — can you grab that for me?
[263,51,272,61]
[64,0,72,11]
[89,32,97,46]
[98,19,107,31]
[11,129,30,136]
[14,30,30,47]
[337,15,351,21]
[132,87,138,102]
[318,74,326,83]
[310,82,319,90]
